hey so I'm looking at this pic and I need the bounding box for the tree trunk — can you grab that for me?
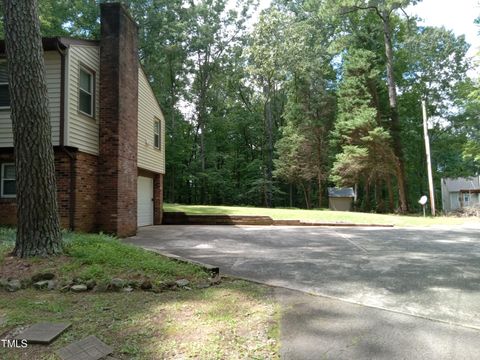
[386,177,395,212]
[289,183,293,207]
[364,181,371,211]
[263,82,273,208]
[3,0,62,257]
[317,173,322,208]
[381,10,409,213]
[168,58,176,203]
[301,183,310,209]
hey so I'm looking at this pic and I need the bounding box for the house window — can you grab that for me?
[0,60,10,109]
[79,67,94,117]
[154,119,160,149]
[1,163,16,198]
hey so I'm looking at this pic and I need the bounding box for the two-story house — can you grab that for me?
[0,3,165,237]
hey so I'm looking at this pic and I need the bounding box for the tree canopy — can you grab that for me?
[9,0,478,213]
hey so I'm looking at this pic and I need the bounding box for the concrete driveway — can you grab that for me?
[125,224,480,358]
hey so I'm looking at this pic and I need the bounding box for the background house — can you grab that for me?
[328,187,355,211]
[441,176,480,212]
[0,3,165,236]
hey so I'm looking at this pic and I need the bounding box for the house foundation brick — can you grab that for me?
[154,173,163,225]
[0,148,98,232]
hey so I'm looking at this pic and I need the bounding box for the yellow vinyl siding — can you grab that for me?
[137,68,165,174]
[66,45,100,155]
[0,51,61,147]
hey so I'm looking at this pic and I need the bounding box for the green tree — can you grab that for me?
[331,49,397,211]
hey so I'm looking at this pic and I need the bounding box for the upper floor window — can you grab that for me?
[79,67,94,117]
[1,163,16,198]
[154,119,160,149]
[0,60,10,109]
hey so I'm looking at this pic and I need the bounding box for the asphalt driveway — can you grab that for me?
[125,224,480,358]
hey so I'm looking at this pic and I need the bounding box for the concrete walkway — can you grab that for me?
[126,224,480,359]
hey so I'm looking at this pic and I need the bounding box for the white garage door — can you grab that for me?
[137,176,154,227]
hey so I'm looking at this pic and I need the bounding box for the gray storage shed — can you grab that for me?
[328,187,355,211]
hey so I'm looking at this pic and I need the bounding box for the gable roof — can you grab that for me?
[442,177,480,192]
[328,187,355,198]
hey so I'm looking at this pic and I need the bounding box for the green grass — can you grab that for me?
[164,203,478,227]
[0,280,279,360]
[0,229,208,283]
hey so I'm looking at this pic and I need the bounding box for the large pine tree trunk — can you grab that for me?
[3,0,62,257]
[381,10,409,213]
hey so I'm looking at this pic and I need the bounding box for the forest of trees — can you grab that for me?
[3,0,478,213]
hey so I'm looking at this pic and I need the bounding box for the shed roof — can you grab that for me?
[442,177,480,192]
[328,187,355,198]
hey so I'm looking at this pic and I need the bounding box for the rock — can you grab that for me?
[209,275,221,285]
[196,282,210,289]
[71,284,88,292]
[164,281,176,289]
[85,279,97,290]
[93,283,109,293]
[57,280,72,292]
[20,278,32,289]
[122,286,134,293]
[109,278,124,291]
[140,280,152,290]
[47,280,57,290]
[175,279,190,287]
[33,280,50,290]
[31,272,55,283]
[0,278,9,289]
[6,279,21,292]
[33,279,56,290]
[127,280,140,289]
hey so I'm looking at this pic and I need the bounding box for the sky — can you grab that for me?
[252,0,479,61]
[406,0,479,60]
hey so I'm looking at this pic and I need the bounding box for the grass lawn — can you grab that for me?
[0,228,207,284]
[0,280,279,359]
[164,203,478,227]
[0,229,280,359]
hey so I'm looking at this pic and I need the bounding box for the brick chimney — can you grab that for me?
[97,3,138,236]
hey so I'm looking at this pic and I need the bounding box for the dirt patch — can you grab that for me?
[451,204,480,217]
[0,255,70,280]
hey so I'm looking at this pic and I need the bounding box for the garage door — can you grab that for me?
[137,176,154,227]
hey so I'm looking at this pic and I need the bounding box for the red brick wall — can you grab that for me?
[54,150,72,229]
[0,148,98,232]
[154,173,163,225]
[0,150,72,228]
[97,3,138,237]
[74,152,98,232]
